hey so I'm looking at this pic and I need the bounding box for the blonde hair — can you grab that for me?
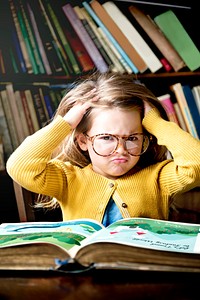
[36,71,169,209]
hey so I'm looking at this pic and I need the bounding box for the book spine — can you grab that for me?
[11,28,27,73]
[192,86,200,115]
[27,1,69,76]
[31,88,48,128]
[128,5,186,72]
[9,0,33,74]
[44,0,81,75]
[38,88,50,122]
[154,10,200,71]
[14,90,30,137]
[43,93,54,119]
[81,6,125,73]
[24,90,40,132]
[62,3,109,73]
[63,25,95,73]
[182,85,200,138]
[6,83,26,143]
[74,6,112,69]
[26,3,52,75]
[0,92,14,160]
[157,94,180,125]
[0,136,5,170]
[37,0,73,76]
[173,102,188,132]
[97,27,128,73]
[0,50,6,74]
[170,83,199,139]
[20,90,35,134]
[102,1,162,73]
[82,1,139,74]
[0,90,19,149]
[90,0,147,73]
[20,0,45,74]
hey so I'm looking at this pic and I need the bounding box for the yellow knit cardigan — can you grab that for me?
[6,109,200,222]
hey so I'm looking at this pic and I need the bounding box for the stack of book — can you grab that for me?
[0,1,199,77]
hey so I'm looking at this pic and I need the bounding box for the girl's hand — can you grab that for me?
[63,89,98,129]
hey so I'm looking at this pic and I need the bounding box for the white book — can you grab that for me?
[0,90,19,149]
[170,83,199,139]
[14,90,30,137]
[103,1,163,73]
[173,102,188,132]
[6,84,26,143]
[0,93,14,159]
[192,86,200,115]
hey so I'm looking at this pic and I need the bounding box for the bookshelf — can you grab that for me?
[0,0,199,222]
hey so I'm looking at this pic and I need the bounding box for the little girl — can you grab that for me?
[6,72,200,225]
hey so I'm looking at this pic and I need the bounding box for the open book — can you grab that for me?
[0,217,200,273]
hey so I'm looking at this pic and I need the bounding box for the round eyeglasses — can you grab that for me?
[85,133,150,157]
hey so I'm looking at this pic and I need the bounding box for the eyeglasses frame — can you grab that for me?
[84,133,150,157]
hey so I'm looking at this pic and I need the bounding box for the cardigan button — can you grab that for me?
[109,183,114,188]
[122,202,127,208]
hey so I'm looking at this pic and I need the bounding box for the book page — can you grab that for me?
[81,218,200,254]
[0,219,104,254]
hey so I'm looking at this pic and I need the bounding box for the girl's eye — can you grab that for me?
[102,135,113,141]
[128,135,137,142]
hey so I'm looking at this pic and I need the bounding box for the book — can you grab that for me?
[128,5,185,72]
[27,1,68,76]
[62,3,109,73]
[102,1,163,73]
[19,0,45,74]
[192,86,200,116]
[82,1,139,74]
[31,87,49,128]
[79,5,123,73]
[173,102,188,132]
[170,83,199,139]
[36,0,71,76]
[42,0,81,75]
[182,85,200,138]
[24,89,40,132]
[0,217,200,272]
[26,2,52,75]
[5,83,26,143]
[19,89,35,134]
[97,26,127,73]
[62,17,95,73]
[74,5,112,70]
[154,10,200,71]
[14,90,30,137]
[14,0,39,74]
[157,93,180,125]
[0,89,19,149]
[9,0,33,74]
[89,0,147,73]
[0,136,5,171]
[0,93,14,160]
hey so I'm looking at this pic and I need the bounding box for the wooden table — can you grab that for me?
[0,269,198,299]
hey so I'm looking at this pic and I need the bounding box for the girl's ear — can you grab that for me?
[76,133,88,151]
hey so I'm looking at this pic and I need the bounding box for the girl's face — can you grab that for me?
[77,107,143,180]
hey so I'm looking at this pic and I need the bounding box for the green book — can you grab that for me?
[154,10,200,71]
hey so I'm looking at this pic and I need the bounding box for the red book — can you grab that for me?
[63,27,95,73]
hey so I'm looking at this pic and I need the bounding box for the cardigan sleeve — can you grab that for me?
[142,108,200,193]
[6,116,73,199]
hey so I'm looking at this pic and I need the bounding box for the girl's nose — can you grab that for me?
[115,139,128,154]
